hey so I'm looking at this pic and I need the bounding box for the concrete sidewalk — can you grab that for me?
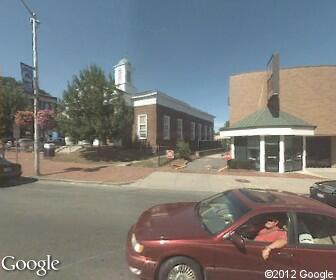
[184,153,226,174]
[4,150,329,193]
[130,171,318,194]
[303,168,336,180]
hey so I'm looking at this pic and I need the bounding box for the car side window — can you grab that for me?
[296,213,336,246]
[236,212,289,241]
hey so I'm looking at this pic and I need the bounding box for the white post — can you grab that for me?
[260,136,265,172]
[31,14,40,176]
[230,137,235,159]
[279,135,285,173]
[302,136,306,171]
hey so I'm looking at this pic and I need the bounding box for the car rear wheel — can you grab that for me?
[158,256,203,280]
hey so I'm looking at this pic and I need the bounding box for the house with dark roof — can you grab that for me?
[220,55,336,173]
[114,58,215,150]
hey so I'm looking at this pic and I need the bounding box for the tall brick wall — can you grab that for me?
[230,66,336,136]
[156,104,213,148]
[133,105,157,146]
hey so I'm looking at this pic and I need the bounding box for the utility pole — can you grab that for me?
[20,0,40,176]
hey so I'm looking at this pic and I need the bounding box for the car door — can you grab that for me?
[212,211,299,280]
[292,212,336,276]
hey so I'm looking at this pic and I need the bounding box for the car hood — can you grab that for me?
[315,181,336,193]
[134,202,210,241]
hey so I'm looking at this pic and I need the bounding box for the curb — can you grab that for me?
[35,176,137,186]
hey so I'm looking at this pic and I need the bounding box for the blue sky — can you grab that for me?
[1,0,335,131]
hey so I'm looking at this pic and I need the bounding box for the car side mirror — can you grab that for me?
[224,231,246,252]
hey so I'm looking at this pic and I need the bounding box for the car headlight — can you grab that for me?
[310,184,318,191]
[131,234,144,253]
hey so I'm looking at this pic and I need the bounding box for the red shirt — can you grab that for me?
[255,227,287,242]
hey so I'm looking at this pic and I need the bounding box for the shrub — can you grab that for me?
[176,141,191,159]
[227,159,254,170]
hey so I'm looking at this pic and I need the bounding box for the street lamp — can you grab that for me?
[20,0,41,176]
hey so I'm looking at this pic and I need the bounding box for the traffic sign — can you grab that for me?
[166,150,175,159]
[223,151,232,161]
[20,62,34,94]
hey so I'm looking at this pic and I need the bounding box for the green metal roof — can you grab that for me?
[225,108,315,130]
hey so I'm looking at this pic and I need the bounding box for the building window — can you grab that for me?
[191,122,196,141]
[137,114,147,139]
[163,115,170,140]
[198,124,202,140]
[204,125,208,140]
[177,119,183,141]
[209,126,212,140]
[118,69,122,83]
[126,70,131,83]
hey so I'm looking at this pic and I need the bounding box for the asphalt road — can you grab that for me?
[0,180,214,280]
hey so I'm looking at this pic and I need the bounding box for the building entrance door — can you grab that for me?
[265,136,279,172]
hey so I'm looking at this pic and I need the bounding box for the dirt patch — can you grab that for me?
[5,151,157,183]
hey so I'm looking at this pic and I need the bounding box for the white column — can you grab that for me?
[260,136,265,172]
[302,136,306,171]
[230,137,235,159]
[279,135,285,173]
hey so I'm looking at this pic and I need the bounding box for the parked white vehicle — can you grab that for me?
[93,139,100,147]
[78,140,91,146]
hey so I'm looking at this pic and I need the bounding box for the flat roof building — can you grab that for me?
[220,58,336,172]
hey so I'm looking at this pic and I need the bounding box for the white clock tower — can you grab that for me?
[114,58,136,94]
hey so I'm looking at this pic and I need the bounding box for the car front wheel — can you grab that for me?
[158,256,203,280]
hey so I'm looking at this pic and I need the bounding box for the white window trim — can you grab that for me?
[163,115,171,140]
[191,122,196,141]
[177,118,183,141]
[137,114,148,139]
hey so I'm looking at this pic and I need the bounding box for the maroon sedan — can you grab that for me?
[126,188,336,280]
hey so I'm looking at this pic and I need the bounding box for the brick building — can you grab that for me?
[220,55,336,172]
[114,58,215,149]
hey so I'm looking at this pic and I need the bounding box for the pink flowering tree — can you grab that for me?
[37,109,56,130]
[15,110,56,130]
[15,110,56,140]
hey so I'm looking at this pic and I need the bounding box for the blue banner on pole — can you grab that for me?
[20,62,34,94]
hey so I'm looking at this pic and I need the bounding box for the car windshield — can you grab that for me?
[196,191,250,234]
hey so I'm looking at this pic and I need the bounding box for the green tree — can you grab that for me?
[0,77,29,138]
[60,65,132,145]
[176,141,191,159]
[109,94,133,146]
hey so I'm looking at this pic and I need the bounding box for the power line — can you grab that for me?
[19,0,34,17]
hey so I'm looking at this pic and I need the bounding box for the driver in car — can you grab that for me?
[254,215,288,260]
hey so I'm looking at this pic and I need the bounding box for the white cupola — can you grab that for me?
[114,58,136,94]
